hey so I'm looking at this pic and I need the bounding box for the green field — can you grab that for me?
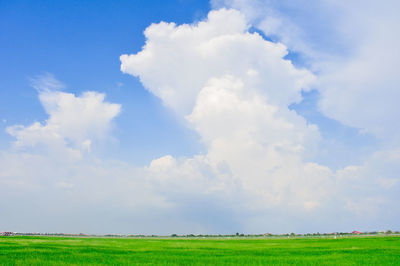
[0,236,399,265]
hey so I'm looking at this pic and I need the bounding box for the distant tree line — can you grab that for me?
[2,230,398,238]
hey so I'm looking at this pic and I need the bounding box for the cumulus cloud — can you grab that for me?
[0,75,164,234]
[120,8,400,232]
[121,9,330,213]
[1,75,128,233]
[121,9,315,115]
[6,75,121,160]
[209,1,400,230]
[213,0,400,143]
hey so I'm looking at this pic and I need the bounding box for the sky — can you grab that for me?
[0,0,399,234]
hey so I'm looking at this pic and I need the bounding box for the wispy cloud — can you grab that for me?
[29,72,65,92]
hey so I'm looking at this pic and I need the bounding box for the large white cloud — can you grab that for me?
[121,9,315,115]
[120,8,400,232]
[121,9,331,213]
[213,0,400,143]
[186,76,331,209]
[206,1,400,231]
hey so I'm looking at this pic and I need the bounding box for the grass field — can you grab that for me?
[0,236,399,265]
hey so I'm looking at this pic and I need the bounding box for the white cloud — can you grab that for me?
[120,8,342,230]
[119,7,400,232]
[6,75,121,160]
[336,148,400,220]
[214,0,400,143]
[0,150,174,234]
[30,72,65,92]
[121,9,315,115]
[211,0,334,61]
[0,76,169,234]
[202,1,400,231]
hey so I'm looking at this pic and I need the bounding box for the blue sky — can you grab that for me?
[0,0,209,164]
[0,0,399,234]
[0,0,376,167]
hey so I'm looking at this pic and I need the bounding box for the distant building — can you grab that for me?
[1,232,14,236]
[352,231,362,234]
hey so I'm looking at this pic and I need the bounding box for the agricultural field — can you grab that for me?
[0,236,399,265]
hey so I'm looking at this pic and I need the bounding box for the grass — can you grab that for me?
[0,235,399,265]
